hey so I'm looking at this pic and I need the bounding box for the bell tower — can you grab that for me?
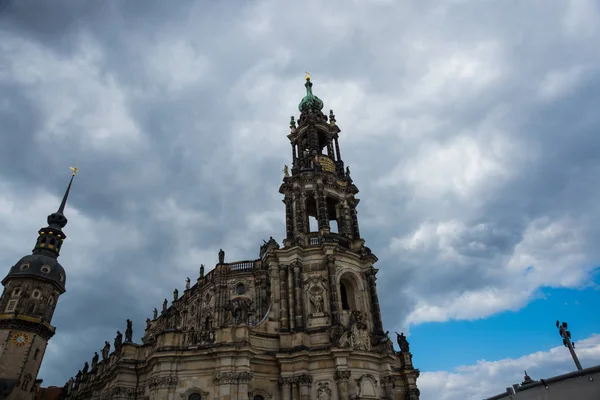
[281,74,363,249]
[0,168,77,400]
[278,75,384,337]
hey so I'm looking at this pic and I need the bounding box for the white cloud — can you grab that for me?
[419,334,600,400]
[0,34,142,154]
[378,134,514,200]
[401,216,596,325]
[538,66,587,102]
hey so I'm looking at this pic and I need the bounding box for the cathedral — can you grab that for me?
[0,77,420,400]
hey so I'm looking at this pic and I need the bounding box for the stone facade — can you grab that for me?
[62,77,421,400]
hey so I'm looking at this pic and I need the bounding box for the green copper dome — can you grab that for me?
[298,77,324,112]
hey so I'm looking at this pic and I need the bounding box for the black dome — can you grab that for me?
[3,254,66,292]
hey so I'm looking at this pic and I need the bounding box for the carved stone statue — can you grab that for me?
[283,165,290,177]
[153,307,158,319]
[82,362,89,375]
[185,277,191,290]
[125,319,133,342]
[173,288,179,302]
[346,166,351,176]
[317,382,332,400]
[101,341,110,360]
[200,264,205,278]
[114,331,123,353]
[396,332,410,353]
[91,352,99,371]
[310,293,324,314]
[75,371,82,386]
[146,318,152,329]
[163,298,168,312]
[218,248,225,264]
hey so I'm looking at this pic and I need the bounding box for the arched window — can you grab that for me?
[340,282,349,310]
[339,274,358,311]
[188,394,202,400]
[254,396,265,400]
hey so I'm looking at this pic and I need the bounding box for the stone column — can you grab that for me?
[292,142,297,164]
[279,377,293,400]
[327,140,335,159]
[284,197,294,241]
[298,374,313,400]
[334,137,342,161]
[380,376,396,399]
[292,377,300,400]
[148,375,178,400]
[237,372,253,400]
[334,371,351,400]
[350,204,360,239]
[279,265,289,331]
[293,262,304,330]
[365,267,384,335]
[315,188,329,230]
[287,263,296,331]
[326,255,340,325]
[293,191,305,236]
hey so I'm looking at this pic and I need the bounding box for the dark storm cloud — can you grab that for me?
[1,0,599,394]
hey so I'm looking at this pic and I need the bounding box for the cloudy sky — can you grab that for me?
[1,0,600,399]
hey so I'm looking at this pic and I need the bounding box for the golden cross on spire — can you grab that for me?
[69,166,79,176]
[305,71,311,80]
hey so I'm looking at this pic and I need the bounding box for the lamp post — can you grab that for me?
[556,320,583,371]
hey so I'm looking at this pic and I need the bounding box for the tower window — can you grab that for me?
[32,290,41,299]
[20,263,30,271]
[41,265,52,274]
[188,394,202,400]
[21,379,29,390]
[5,300,17,313]
[339,274,358,311]
[34,348,39,360]
[12,288,21,297]
[48,297,54,305]
[254,396,265,400]
[340,282,349,310]
[236,284,246,295]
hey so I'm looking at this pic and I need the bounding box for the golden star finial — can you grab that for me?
[305,71,311,80]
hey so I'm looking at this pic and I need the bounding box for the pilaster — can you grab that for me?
[334,370,351,400]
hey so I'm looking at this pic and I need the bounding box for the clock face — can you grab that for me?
[12,332,29,346]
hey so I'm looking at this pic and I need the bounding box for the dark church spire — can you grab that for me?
[33,167,78,258]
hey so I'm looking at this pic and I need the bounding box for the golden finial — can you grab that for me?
[305,71,311,81]
[69,166,79,176]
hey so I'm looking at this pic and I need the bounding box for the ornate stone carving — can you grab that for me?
[213,371,253,385]
[330,311,371,351]
[148,375,178,390]
[297,374,314,386]
[316,382,332,400]
[405,388,420,400]
[101,341,110,361]
[310,292,324,313]
[380,376,396,398]
[125,319,133,343]
[334,370,351,382]
[396,332,410,353]
[108,386,144,398]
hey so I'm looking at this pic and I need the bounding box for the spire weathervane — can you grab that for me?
[305,71,311,80]
[69,166,79,176]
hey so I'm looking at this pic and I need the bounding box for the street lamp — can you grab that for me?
[556,320,583,371]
